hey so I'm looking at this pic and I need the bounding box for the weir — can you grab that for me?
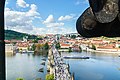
[47,46,74,80]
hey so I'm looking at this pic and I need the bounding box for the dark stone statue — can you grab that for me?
[89,0,119,23]
[76,0,120,37]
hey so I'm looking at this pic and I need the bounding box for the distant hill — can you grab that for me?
[5,30,37,40]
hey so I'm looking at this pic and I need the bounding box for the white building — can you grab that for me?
[5,44,15,56]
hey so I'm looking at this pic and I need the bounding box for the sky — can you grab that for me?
[5,0,89,35]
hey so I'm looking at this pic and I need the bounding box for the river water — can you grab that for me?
[6,52,120,80]
[6,53,48,80]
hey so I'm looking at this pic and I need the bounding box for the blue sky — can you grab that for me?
[5,0,89,34]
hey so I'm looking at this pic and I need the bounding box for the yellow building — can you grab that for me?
[16,42,29,52]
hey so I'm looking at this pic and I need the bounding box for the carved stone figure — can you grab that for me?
[76,0,120,37]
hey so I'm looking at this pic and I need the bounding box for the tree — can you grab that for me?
[79,46,82,52]
[91,44,96,50]
[68,47,72,52]
[31,44,36,51]
[55,42,60,49]
[71,35,76,39]
[119,46,120,48]
[46,74,54,80]
[16,78,24,80]
[35,78,42,80]
[44,42,49,50]
[33,39,38,43]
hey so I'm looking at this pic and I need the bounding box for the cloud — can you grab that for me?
[58,15,74,21]
[5,7,70,34]
[75,0,88,5]
[5,8,33,32]
[32,27,46,35]
[43,14,64,28]
[43,15,54,24]
[47,27,62,34]
[46,22,64,27]
[16,0,29,8]
[46,27,76,34]
[5,5,41,34]
[26,4,40,17]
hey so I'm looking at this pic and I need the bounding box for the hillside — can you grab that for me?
[5,30,37,40]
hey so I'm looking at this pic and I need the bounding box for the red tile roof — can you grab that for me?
[97,44,116,49]
[16,42,29,47]
[60,43,70,47]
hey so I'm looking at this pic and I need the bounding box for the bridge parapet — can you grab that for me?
[47,46,74,80]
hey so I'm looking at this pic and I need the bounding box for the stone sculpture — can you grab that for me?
[76,0,120,37]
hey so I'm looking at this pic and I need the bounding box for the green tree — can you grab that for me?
[79,46,82,52]
[46,74,54,80]
[44,42,49,50]
[91,44,96,50]
[71,35,76,39]
[31,44,36,51]
[55,42,60,49]
[119,46,120,48]
[68,47,72,52]
[35,78,42,80]
[16,78,24,80]
[33,39,38,43]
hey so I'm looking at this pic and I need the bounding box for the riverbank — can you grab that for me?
[58,49,69,52]
[58,48,120,55]
[87,49,120,55]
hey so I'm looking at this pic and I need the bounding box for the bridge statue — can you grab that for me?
[76,0,120,37]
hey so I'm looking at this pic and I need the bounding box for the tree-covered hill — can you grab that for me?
[5,30,37,40]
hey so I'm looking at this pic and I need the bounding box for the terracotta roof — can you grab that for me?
[48,42,52,45]
[60,43,70,47]
[5,40,11,43]
[97,44,115,49]
[66,40,76,42]
[16,42,29,47]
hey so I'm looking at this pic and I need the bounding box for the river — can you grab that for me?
[6,51,120,80]
[6,53,47,80]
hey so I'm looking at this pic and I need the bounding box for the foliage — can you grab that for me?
[91,44,96,50]
[35,78,42,80]
[55,42,60,49]
[79,46,82,52]
[45,74,54,80]
[31,44,36,51]
[119,46,120,48]
[33,39,38,43]
[44,42,49,50]
[71,35,76,39]
[33,37,43,43]
[5,30,38,40]
[16,78,24,80]
[68,47,72,52]
[36,44,44,49]
[34,43,49,53]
